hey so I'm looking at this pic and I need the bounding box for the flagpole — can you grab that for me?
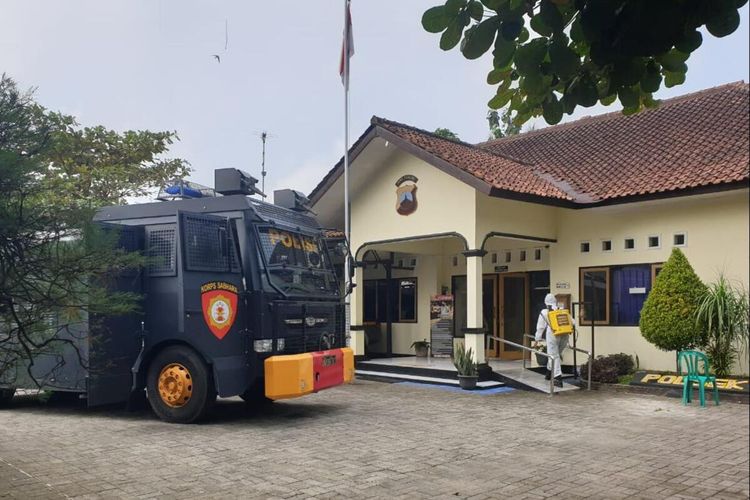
[343,0,351,302]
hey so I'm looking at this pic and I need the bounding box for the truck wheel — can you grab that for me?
[147,346,215,423]
[0,388,15,407]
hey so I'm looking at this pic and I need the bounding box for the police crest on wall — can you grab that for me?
[395,175,418,216]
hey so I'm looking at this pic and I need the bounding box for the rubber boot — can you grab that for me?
[554,376,563,388]
[545,370,551,380]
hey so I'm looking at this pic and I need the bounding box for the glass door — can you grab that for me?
[499,273,529,360]
[483,275,499,359]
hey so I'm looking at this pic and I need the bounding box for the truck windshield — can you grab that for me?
[257,226,339,297]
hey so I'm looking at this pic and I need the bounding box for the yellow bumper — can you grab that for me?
[264,347,354,400]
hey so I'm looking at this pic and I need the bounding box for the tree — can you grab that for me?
[639,248,707,359]
[0,74,189,386]
[434,127,460,140]
[422,0,746,125]
[487,108,522,139]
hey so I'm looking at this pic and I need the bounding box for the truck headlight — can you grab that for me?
[276,338,285,351]
[253,339,273,352]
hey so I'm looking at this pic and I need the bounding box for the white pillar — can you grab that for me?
[464,251,486,364]
[349,264,365,356]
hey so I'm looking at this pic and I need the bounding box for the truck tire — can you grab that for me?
[146,346,215,423]
[0,388,15,407]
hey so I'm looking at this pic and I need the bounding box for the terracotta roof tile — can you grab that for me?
[372,117,573,201]
[480,81,749,201]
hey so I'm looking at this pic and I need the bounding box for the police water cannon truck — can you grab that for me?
[0,168,353,423]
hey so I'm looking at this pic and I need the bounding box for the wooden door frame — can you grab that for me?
[483,274,499,359]
[498,272,529,360]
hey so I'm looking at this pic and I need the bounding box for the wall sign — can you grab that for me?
[430,295,453,357]
[395,175,418,216]
[494,265,509,273]
[630,371,749,394]
[556,282,570,289]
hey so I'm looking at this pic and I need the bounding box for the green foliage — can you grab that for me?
[580,353,635,383]
[453,343,478,376]
[433,128,460,140]
[422,0,746,125]
[0,74,189,383]
[695,275,749,377]
[639,248,707,352]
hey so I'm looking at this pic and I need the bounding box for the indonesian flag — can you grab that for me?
[339,0,354,88]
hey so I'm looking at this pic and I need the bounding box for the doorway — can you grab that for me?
[497,273,529,360]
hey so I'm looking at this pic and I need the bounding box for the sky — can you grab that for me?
[2,1,748,199]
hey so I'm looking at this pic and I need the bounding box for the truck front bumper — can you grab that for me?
[263,347,354,400]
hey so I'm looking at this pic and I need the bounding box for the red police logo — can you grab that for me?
[201,281,238,340]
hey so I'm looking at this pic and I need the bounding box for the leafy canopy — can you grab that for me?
[433,127,461,140]
[422,0,747,125]
[639,248,707,353]
[0,74,189,383]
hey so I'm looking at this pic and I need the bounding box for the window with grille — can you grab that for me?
[146,225,176,276]
[182,214,230,272]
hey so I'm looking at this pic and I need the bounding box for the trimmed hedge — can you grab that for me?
[580,353,635,383]
[639,248,706,352]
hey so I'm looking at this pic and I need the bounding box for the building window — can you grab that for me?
[504,251,511,263]
[601,240,612,252]
[519,250,527,262]
[624,238,635,250]
[580,267,610,324]
[398,278,418,322]
[580,264,664,326]
[534,248,542,261]
[610,265,651,325]
[648,235,661,249]
[491,253,497,264]
[673,232,687,247]
[452,256,458,267]
[363,278,418,323]
[580,241,590,253]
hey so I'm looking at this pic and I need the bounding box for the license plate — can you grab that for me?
[322,355,337,367]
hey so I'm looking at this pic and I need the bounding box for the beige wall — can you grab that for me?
[350,149,477,255]
[551,190,750,373]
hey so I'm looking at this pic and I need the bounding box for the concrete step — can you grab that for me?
[355,369,505,389]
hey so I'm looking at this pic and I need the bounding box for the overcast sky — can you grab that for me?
[2,1,748,198]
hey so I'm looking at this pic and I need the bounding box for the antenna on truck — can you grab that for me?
[254,130,276,196]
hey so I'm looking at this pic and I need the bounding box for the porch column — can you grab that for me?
[349,263,366,356]
[462,249,486,364]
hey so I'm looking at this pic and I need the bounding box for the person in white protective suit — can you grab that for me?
[535,293,570,387]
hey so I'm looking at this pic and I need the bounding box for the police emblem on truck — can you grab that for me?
[201,281,238,339]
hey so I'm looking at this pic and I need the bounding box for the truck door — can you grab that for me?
[88,224,145,406]
[178,211,250,397]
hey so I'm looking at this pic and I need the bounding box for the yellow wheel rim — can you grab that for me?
[158,363,193,408]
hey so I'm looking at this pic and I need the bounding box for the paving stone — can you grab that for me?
[0,380,748,499]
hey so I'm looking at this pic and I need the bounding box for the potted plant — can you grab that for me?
[532,342,547,366]
[411,339,430,357]
[453,343,478,390]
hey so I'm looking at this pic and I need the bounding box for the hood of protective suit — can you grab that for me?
[544,293,557,308]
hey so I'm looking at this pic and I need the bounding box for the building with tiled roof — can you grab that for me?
[311,82,749,383]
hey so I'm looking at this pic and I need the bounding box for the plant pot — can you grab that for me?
[458,375,478,390]
[414,345,429,357]
[535,353,547,366]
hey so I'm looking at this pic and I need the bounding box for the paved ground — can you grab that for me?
[0,381,748,500]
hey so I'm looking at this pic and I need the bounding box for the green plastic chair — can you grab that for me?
[677,351,719,407]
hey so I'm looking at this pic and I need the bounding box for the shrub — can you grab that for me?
[580,353,635,383]
[640,248,707,352]
[695,275,749,377]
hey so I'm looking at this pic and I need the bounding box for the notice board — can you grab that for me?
[430,295,454,357]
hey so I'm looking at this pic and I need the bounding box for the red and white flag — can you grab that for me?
[339,0,354,88]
